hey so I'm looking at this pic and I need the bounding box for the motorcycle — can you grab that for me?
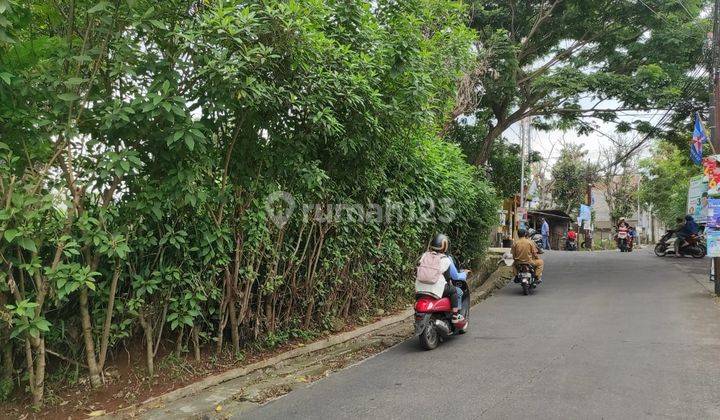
[513,263,540,295]
[414,277,469,350]
[616,230,629,252]
[564,236,578,251]
[654,231,706,258]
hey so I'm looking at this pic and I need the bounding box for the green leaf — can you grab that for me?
[28,327,39,339]
[0,29,15,44]
[0,72,11,85]
[65,77,85,86]
[58,92,80,102]
[184,134,195,151]
[34,319,52,332]
[17,238,37,252]
[149,20,166,30]
[3,229,19,243]
[87,1,110,14]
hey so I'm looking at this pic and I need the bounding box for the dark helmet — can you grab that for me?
[685,214,694,221]
[429,233,449,253]
[517,228,527,238]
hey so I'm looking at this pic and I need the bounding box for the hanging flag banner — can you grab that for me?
[691,112,708,165]
[687,175,709,224]
[579,204,592,223]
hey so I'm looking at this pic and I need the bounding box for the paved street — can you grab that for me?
[244,250,720,419]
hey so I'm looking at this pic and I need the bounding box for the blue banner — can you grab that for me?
[691,112,708,165]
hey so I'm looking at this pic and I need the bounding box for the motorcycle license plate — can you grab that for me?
[520,273,531,278]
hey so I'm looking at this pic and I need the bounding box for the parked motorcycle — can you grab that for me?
[654,231,706,258]
[513,263,540,295]
[414,280,469,350]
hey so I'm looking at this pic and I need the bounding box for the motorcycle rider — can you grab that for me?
[415,234,469,324]
[566,227,577,250]
[512,228,544,283]
[616,218,630,249]
[628,226,638,251]
[674,215,699,256]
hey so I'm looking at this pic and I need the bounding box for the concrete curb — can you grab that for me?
[105,257,510,419]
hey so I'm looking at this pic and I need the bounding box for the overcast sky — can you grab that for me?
[503,104,672,174]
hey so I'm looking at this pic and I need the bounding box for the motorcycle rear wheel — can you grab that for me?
[419,324,439,350]
[521,282,529,296]
[654,244,667,257]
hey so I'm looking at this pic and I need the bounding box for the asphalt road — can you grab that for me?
[243,250,720,419]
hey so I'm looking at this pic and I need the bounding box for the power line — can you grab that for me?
[603,67,709,170]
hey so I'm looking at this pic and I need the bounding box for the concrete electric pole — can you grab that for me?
[712,0,720,295]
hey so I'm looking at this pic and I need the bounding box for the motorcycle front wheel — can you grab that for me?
[691,246,706,259]
[654,243,667,257]
[419,323,439,350]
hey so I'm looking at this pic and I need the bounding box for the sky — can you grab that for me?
[502,103,673,176]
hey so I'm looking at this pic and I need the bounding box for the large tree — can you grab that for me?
[639,141,699,226]
[550,144,599,215]
[600,137,639,225]
[452,0,711,165]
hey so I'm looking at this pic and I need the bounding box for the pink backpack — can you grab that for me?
[416,251,445,284]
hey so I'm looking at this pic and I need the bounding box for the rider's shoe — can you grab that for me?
[452,314,465,324]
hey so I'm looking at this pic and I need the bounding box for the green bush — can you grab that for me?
[0,0,496,405]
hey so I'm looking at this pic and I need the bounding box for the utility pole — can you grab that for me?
[637,175,641,244]
[585,183,593,249]
[712,0,720,295]
[519,120,526,210]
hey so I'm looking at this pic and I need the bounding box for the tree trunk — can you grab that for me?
[98,262,121,371]
[174,328,184,358]
[79,288,102,388]
[228,297,240,354]
[1,340,11,384]
[0,293,13,390]
[25,336,45,407]
[192,327,201,362]
[138,310,154,376]
[33,337,46,406]
[474,122,506,166]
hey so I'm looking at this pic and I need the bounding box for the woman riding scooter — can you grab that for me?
[415,234,470,324]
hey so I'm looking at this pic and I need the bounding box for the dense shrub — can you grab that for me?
[0,0,496,405]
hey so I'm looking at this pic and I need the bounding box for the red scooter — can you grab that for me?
[414,280,470,350]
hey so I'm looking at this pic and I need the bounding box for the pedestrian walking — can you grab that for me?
[541,218,550,250]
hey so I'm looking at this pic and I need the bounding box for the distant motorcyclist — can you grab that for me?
[616,218,630,249]
[511,228,544,283]
[566,227,577,250]
[674,215,699,256]
[628,226,638,251]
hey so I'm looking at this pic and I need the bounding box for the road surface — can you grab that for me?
[243,250,720,419]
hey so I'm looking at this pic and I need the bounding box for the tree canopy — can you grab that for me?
[550,144,599,216]
[452,0,711,165]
